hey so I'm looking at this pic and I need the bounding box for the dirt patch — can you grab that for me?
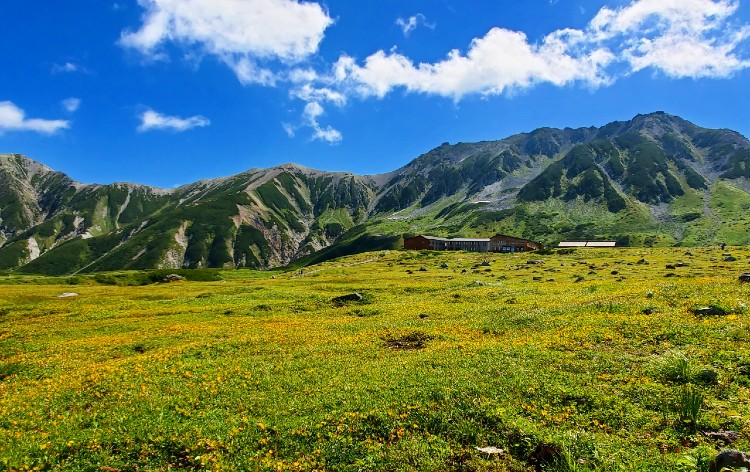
[382,331,433,350]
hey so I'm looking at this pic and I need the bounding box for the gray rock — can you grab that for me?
[418,266,427,272]
[163,274,185,282]
[440,262,449,269]
[527,260,543,265]
[57,292,79,298]
[696,369,719,384]
[709,449,750,472]
[332,293,363,304]
[704,431,739,444]
[739,273,750,283]
[693,306,727,317]
[724,256,738,262]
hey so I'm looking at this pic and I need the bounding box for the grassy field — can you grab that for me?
[1,247,750,471]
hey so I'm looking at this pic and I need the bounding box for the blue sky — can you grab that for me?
[2,0,750,187]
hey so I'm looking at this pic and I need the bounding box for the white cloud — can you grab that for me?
[334,28,613,100]
[137,109,210,132]
[331,0,748,101]
[62,98,81,113]
[590,0,750,77]
[121,0,334,82]
[302,102,341,144]
[52,62,81,74]
[0,101,70,134]
[395,13,435,37]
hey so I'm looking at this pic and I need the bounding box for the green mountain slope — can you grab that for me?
[2,112,750,274]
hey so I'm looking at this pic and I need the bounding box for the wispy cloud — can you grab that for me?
[51,62,89,74]
[302,102,341,144]
[0,101,70,134]
[395,13,435,37]
[62,98,81,113]
[137,109,210,132]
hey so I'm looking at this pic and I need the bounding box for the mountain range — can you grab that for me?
[2,112,750,275]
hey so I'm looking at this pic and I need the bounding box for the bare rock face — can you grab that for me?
[709,449,750,472]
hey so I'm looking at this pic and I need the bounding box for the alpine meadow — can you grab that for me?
[4,0,750,470]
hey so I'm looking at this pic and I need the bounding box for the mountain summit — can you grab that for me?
[2,112,750,274]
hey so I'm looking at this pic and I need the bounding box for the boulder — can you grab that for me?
[332,293,363,304]
[527,260,543,265]
[739,273,750,283]
[57,292,79,298]
[696,369,719,384]
[163,274,185,282]
[693,306,727,317]
[724,256,738,262]
[709,450,750,472]
[476,446,504,455]
[440,262,449,269]
[418,266,427,272]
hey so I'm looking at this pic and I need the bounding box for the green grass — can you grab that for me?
[1,247,750,470]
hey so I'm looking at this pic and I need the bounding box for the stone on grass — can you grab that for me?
[739,273,750,283]
[696,369,719,384]
[693,306,727,317]
[704,431,739,444]
[476,446,505,455]
[57,292,79,298]
[163,274,185,282]
[709,449,750,472]
[332,293,363,304]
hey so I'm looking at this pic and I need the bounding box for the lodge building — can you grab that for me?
[404,234,542,253]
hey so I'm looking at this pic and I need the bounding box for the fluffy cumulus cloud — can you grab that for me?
[137,109,210,132]
[333,0,749,101]
[0,101,70,134]
[123,0,750,143]
[120,0,333,84]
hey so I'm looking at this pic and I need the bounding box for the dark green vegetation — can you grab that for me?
[1,247,750,470]
[3,112,750,275]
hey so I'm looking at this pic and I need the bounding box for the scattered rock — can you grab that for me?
[704,431,739,444]
[676,262,689,267]
[666,264,676,270]
[574,276,585,283]
[646,292,654,298]
[527,260,543,265]
[709,449,750,472]
[440,262,449,269]
[472,280,486,286]
[611,270,619,275]
[637,258,648,265]
[696,369,719,384]
[724,256,738,262]
[533,277,542,281]
[419,313,429,319]
[461,269,467,274]
[419,266,427,272]
[480,260,491,267]
[739,273,750,283]
[693,305,727,317]
[723,253,733,257]
[406,270,413,274]
[163,274,185,283]
[332,293,364,304]
[57,292,78,298]
[476,446,505,455]
[642,307,655,315]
